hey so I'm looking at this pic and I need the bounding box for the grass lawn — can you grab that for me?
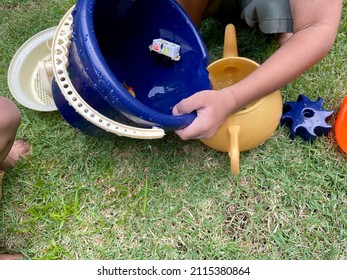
[0,0,346,260]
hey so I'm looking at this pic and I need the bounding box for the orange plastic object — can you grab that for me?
[335,97,347,153]
[200,24,282,175]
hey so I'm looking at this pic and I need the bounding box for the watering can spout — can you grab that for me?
[223,24,238,58]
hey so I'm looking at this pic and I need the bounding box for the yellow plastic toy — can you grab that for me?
[200,24,283,175]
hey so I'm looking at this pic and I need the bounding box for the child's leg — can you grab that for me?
[0,97,29,171]
[176,0,210,27]
[177,0,242,27]
[239,0,293,45]
[0,253,23,260]
[0,97,21,166]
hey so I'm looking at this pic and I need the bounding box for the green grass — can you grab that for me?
[0,0,346,260]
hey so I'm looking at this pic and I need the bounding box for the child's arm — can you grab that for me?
[173,0,343,140]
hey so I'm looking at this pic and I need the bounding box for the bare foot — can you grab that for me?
[0,253,24,260]
[0,140,30,171]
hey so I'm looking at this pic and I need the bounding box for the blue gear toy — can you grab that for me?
[281,94,334,142]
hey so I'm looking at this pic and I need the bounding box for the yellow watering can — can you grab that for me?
[200,24,282,175]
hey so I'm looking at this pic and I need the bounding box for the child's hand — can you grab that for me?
[173,90,233,140]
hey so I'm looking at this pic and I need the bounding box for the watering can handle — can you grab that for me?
[228,125,240,175]
[223,24,238,58]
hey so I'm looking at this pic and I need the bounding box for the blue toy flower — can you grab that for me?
[281,94,334,142]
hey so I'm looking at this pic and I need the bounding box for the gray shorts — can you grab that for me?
[205,0,293,34]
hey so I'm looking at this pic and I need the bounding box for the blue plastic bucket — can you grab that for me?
[52,0,211,137]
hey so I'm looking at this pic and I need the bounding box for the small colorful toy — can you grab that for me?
[281,94,334,142]
[335,97,347,153]
[149,38,181,61]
